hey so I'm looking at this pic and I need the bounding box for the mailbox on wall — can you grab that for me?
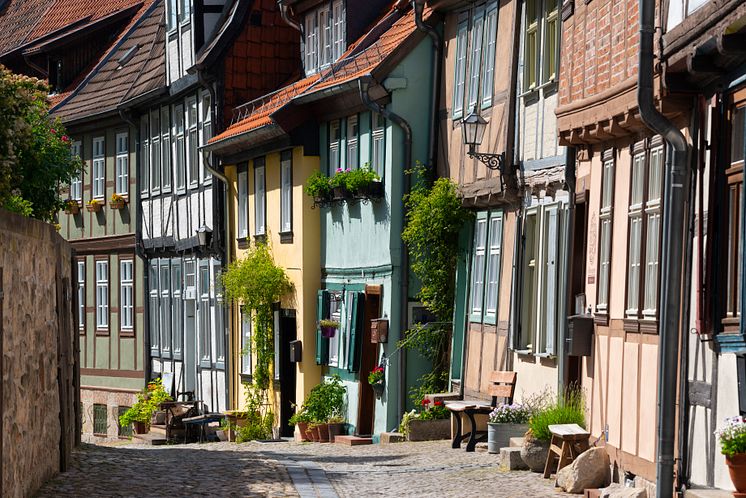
[371,319,388,343]
[289,340,302,363]
[566,315,594,357]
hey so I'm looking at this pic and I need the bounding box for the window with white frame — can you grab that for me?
[281,151,292,234]
[328,294,342,367]
[200,93,212,182]
[149,260,159,352]
[597,151,615,313]
[452,1,499,118]
[214,263,225,364]
[173,104,186,190]
[254,158,266,235]
[92,137,105,199]
[96,260,108,330]
[470,216,487,318]
[140,116,150,194]
[160,261,171,356]
[172,261,183,358]
[241,307,253,376]
[120,260,133,331]
[484,212,503,319]
[237,167,248,238]
[161,106,171,192]
[329,120,341,174]
[346,115,358,169]
[187,97,198,187]
[167,0,178,30]
[70,141,82,200]
[643,144,664,317]
[199,263,211,365]
[523,0,559,91]
[304,0,345,75]
[371,113,385,178]
[115,133,129,195]
[150,110,161,192]
[470,212,505,324]
[77,260,85,331]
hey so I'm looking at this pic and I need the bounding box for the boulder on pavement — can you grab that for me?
[600,483,647,498]
[557,447,611,493]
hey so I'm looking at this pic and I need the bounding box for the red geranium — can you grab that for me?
[434,400,443,406]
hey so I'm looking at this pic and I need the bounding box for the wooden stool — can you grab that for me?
[543,423,590,478]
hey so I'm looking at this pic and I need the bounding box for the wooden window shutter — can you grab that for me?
[315,290,330,365]
[347,292,365,373]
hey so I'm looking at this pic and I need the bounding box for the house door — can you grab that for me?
[278,309,297,437]
[566,196,588,388]
[357,289,380,435]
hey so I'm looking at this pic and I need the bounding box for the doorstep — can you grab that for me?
[334,435,373,446]
[684,489,734,498]
[131,433,167,446]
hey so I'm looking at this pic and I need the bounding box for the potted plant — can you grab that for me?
[304,171,333,206]
[118,378,172,435]
[487,403,531,454]
[64,199,80,215]
[86,198,102,213]
[216,418,231,442]
[399,399,451,441]
[348,166,382,199]
[302,375,346,442]
[368,366,385,398]
[716,416,746,495]
[331,168,352,200]
[327,415,345,443]
[319,319,339,338]
[289,407,313,442]
[109,193,127,209]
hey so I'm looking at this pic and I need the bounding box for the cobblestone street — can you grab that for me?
[37,440,565,497]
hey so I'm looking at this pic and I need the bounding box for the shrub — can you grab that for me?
[304,171,332,199]
[235,382,274,442]
[118,378,172,429]
[303,375,347,423]
[716,416,746,457]
[528,387,586,442]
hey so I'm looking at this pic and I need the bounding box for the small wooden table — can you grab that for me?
[543,423,590,478]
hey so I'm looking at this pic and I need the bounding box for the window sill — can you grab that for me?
[254,234,266,244]
[594,313,609,326]
[715,330,746,353]
[514,348,533,356]
[96,329,110,336]
[279,232,294,244]
[120,329,135,338]
[240,373,253,384]
[236,237,249,250]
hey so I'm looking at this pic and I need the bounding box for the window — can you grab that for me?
[120,260,133,332]
[117,406,132,437]
[96,260,109,330]
[160,262,171,357]
[523,0,559,91]
[178,0,190,22]
[187,97,198,187]
[167,0,177,30]
[453,17,468,118]
[241,307,253,376]
[481,4,498,107]
[150,110,161,192]
[214,263,225,364]
[371,113,385,178]
[199,263,211,365]
[115,133,128,195]
[161,106,171,192]
[77,260,85,332]
[470,211,504,323]
[140,116,150,194]
[304,1,345,75]
[329,120,341,174]
[254,158,266,236]
[597,151,615,313]
[172,261,183,359]
[643,146,664,317]
[346,115,359,169]
[237,167,248,239]
[328,295,342,367]
[149,260,159,352]
[281,151,293,233]
[174,104,186,190]
[92,137,105,199]
[468,6,485,111]
[93,404,108,436]
[70,141,82,201]
[200,93,212,182]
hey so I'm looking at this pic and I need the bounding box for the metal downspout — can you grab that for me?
[558,147,576,393]
[277,0,303,33]
[359,76,412,424]
[638,1,690,495]
[412,0,441,177]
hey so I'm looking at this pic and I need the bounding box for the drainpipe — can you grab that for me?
[359,75,412,424]
[277,0,303,34]
[412,0,440,178]
[558,146,576,393]
[638,1,690,496]
[120,108,152,384]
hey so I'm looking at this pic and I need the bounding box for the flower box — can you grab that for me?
[65,202,80,215]
[356,181,384,199]
[332,186,351,201]
[407,418,451,442]
[109,199,126,210]
[86,202,102,213]
[487,422,528,453]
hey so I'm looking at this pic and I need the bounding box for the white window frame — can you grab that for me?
[470,216,488,318]
[140,116,150,195]
[597,152,615,313]
[305,1,345,75]
[481,3,498,108]
[329,120,341,174]
[92,137,105,199]
[70,141,83,201]
[643,145,664,318]
[149,260,160,353]
[319,4,332,68]
[371,113,385,178]
[254,159,266,236]
[328,295,342,367]
[280,151,293,234]
[626,150,645,316]
[120,260,134,331]
[150,109,161,193]
[77,260,85,331]
[346,115,359,169]
[172,261,183,359]
[161,106,171,192]
[241,306,253,376]
[199,262,211,366]
[332,0,345,60]
[467,6,485,111]
[115,133,129,195]
[304,12,318,75]
[453,16,469,119]
[173,103,186,191]
[95,260,109,330]
[160,261,171,356]
[214,262,225,365]
[237,168,248,239]
[186,97,198,188]
[484,212,503,320]
[199,92,212,183]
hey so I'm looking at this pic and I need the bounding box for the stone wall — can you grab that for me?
[1,209,79,498]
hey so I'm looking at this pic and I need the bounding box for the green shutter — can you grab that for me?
[315,290,330,365]
[347,292,364,373]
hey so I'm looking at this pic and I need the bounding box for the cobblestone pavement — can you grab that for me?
[36,439,566,497]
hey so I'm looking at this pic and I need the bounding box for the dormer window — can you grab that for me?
[304,0,346,75]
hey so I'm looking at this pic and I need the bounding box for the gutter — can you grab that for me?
[277,0,303,34]
[558,146,576,393]
[359,75,412,425]
[638,1,691,496]
[412,0,441,177]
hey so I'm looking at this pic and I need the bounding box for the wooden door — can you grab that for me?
[357,290,380,435]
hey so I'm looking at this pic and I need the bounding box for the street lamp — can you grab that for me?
[196,225,212,248]
[462,110,505,178]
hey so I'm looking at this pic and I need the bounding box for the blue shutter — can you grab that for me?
[315,290,330,365]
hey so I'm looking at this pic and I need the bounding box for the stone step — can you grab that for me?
[379,432,406,445]
[509,437,525,448]
[334,435,373,446]
[499,447,528,471]
[149,424,167,436]
[684,489,734,498]
[132,433,167,446]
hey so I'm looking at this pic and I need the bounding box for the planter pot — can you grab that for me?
[317,423,330,442]
[726,454,746,494]
[357,181,384,199]
[216,429,228,442]
[86,203,102,213]
[407,418,451,442]
[328,423,344,442]
[371,380,385,399]
[321,326,337,338]
[521,438,550,472]
[109,200,126,210]
[133,421,148,435]
[487,423,529,454]
[297,422,310,442]
[309,425,320,442]
[332,186,351,200]
[65,203,80,215]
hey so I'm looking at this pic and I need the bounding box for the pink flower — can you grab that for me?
[345,168,351,173]
[61,135,70,142]
[336,168,343,173]
[50,128,56,134]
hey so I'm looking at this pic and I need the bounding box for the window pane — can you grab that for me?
[471,218,488,315]
[329,120,341,174]
[346,116,358,169]
[255,162,266,235]
[485,215,503,315]
[627,216,642,313]
[481,5,498,107]
[281,153,292,233]
[241,308,253,375]
[468,9,485,110]
[238,170,248,238]
[453,20,468,117]
[120,260,133,330]
[598,219,611,308]
[333,0,345,60]
[78,261,85,330]
[643,211,661,314]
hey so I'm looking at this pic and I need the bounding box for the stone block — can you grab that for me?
[509,437,525,447]
[557,447,611,494]
[600,483,647,498]
[500,447,529,471]
[380,432,406,445]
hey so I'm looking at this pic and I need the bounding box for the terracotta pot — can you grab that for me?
[297,422,310,442]
[317,423,330,442]
[65,203,80,215]
[109,199,126,210]
[726,454,746,493]
[133,421,148,434]
[86,203,102,213]
[309,425,320,442]
[328,423,344,443]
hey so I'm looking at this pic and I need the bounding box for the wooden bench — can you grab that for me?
[543,423,590,478]
[445,371,517,452]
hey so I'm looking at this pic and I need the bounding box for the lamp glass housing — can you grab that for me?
[462,110,488,148]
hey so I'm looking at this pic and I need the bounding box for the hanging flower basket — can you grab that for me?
[64,200,80,215]
[86,200,102,213]
[319,319,339,338]
[371,380,385,399]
